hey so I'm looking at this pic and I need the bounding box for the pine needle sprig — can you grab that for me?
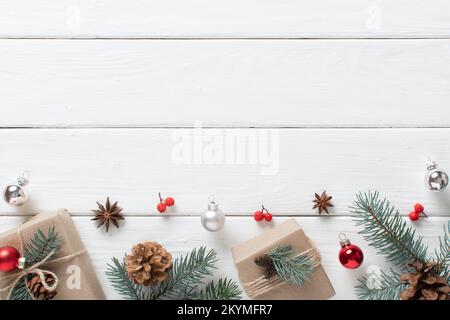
[267,245,317,286]
[24,226,63,267]
[105,257,146,300]
[351,191,428,268]
[8,279,32,300]
[149,247,218,299]
[355,269,407,300]
[194,279,242,300]
[435,221,450,278]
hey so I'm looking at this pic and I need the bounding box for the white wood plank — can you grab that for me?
[0,1,449,38]
[1,39,450,127]
[0,128,449,216]
[0,216,446,300]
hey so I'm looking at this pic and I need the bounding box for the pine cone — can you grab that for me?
[255,255,277,280]
[400,262,450,300]
[125,241,173,286]
[27,274,57,300]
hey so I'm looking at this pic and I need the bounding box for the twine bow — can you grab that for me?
[0,225,86,300]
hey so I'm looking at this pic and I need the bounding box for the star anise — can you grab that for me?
[312,191,334,214]
[255,255,277,280]
[91,197,124,232]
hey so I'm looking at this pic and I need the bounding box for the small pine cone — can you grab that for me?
[27,274,57,300]
[125,241,173,286]
[255,255,277,280]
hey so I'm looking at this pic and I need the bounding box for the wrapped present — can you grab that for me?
[231,219,335,300]
[0,209,105,300]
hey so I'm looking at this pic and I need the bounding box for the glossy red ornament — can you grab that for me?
[338,233,364,269]
[0,246,21,272]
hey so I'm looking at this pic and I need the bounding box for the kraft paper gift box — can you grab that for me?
[0,209,105,300]
[231,219,335,300]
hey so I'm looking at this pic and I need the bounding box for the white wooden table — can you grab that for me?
[0,1,449,300]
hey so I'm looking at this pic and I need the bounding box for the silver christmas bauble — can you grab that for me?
[425,161,448,192]
[3,174,29,206]
[201,196,225,232]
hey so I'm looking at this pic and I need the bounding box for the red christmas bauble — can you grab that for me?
[338,234,364,269]
[0,246,21,272]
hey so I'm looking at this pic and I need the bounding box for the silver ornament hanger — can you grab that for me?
[3,171,30,206]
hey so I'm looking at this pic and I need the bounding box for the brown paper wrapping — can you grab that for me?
[0,209,105,300]
[231,219,335,300]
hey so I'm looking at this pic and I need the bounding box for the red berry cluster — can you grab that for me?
[253,205,273,222]
[157,193,175,213]
[409,203,428,221]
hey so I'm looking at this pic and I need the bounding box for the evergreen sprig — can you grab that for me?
[148,246,218,299]
[24,226,63,267]
[435,222,450,278]
[351,191,428,267]
[9,227,63,300]
[105,257,145,300]
[355,269,407,300]
[194,279,242,300]
[106,246,242,300]
[267,245,316,286]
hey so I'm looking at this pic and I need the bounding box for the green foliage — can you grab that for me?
[8,279,32,300]
[106,246,242,300]
[351,191,428,267]
[24,226,63,267]
[194,279,242,300]
[105,257,144,300]
[355,269,407,300]
[435,222,450,278]
[149,246,218,299]
[9,227,63,300]
[267,245,316,286]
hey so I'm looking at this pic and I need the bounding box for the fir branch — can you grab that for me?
[194,279,242,300]
[8,280,32,301]
[105,257,147,300]
[9,227,63,300]
[351,191,428,267]
[267,245,316,286]
[435,221,450,278]
[147,247,218,299]
[24,226,63,267]
[355,269,407,300]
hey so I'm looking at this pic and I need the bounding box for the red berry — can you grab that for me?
[409,211,420,221]
[264,213,273,222]
[165,197,175,207]
[414,203,424,214]
[157,202,167,213]
[253,211,264,221]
